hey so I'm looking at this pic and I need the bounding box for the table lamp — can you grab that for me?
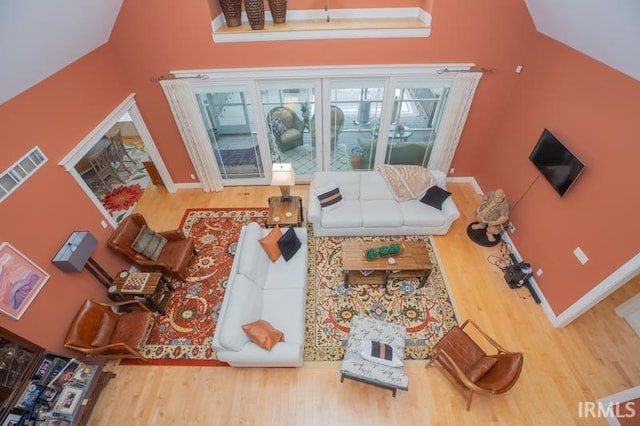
[271,163,295,200]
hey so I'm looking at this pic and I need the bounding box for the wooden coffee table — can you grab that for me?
[342,241,433,289]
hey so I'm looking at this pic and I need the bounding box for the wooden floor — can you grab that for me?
[89,182,640,425]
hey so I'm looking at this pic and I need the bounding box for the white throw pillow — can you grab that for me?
[360,340,403,367]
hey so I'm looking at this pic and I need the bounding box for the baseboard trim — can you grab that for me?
[457,175,640,328]
[553,253,640,328]
[174,182,203,190]
[457,176,558,326]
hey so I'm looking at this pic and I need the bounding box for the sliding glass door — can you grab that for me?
[184,66,476,186]
[259,81,319,177]
[325,81,386,171]
[195,85,266,182]
[383,79,450,168]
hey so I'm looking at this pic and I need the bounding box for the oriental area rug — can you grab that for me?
[126,208,457,365]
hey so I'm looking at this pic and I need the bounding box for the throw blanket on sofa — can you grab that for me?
[378,165,435,201]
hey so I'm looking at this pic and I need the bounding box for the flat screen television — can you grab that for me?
[529,129,585,197]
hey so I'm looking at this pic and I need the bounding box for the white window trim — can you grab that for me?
[59,93,174,228]
[169,64,479,180]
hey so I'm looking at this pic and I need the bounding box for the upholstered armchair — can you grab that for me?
[310,105,344,150]
[267,106,306,152]
[425,319,523,410]
[64,299,154,360]
[107,213,196,281]
[355,137,430,169]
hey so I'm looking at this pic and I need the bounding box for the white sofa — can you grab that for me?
[308,170,459,237]
[212,222,308,367]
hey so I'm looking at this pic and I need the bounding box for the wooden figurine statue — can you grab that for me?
[471,189,510,242]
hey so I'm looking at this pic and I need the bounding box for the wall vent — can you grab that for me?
[0,147,47,203]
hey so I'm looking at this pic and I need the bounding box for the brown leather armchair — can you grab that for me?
[107,213,196,281]
[425,319,523,410]
[64,299,154,360]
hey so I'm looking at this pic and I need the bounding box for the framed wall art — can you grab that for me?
[0,242,49,320]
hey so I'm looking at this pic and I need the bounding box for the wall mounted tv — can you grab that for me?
[529,128,585,197]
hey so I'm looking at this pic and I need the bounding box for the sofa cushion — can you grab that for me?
[237,223,270,286]
[262,288,306,344]
[420,185,452,210]
[321,200,362,229]
[259,225,283,262]
[280,128,302,144]
[400,201,446,227]
[313,172,360,200]
[242,320,285,351]
[264,228,308,291]
[277,227,302,261]
[360,200,404,227]
[359,172,395,200]
[132,225,167,261]
[217,274,263,351]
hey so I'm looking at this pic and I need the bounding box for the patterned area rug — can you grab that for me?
[305,234,458,361]
[138,208,267,361]
[133,208,457,364]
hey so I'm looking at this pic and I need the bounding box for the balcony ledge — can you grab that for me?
[212,8,431,43]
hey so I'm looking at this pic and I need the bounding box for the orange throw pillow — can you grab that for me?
[259,225,283,262]
[242,320,285,351]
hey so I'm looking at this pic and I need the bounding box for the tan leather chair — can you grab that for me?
[64,299,154,360]
[425,319,523,410]
[107,213,196,281]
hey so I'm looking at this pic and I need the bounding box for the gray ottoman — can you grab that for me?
[340,315,409,397]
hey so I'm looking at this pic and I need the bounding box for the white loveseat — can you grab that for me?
[308,170,459,237]
[212,222,308,367]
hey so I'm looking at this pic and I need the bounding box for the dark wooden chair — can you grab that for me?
[425,319,523,410]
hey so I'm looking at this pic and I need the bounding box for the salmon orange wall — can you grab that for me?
[473,33,640,314]
[109,0,536,184]
[0,45,130,352]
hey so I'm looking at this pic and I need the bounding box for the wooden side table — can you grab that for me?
[111,272,174,315]
[266,196,303,228]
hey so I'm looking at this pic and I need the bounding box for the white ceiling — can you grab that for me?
[0,0,637,105]
[524,0,640,81]
[0,0,123,105]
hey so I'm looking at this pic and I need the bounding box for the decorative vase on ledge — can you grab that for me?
[245,0,265,30]
[268,0,287,24]
[219,0,242,27]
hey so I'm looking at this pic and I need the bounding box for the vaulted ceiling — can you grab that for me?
[0,0,637,105]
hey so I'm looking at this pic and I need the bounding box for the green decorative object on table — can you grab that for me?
[365,248,379,260]
[363,243,402,260]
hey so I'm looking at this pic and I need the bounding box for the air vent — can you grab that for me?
[0,147,47,203]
